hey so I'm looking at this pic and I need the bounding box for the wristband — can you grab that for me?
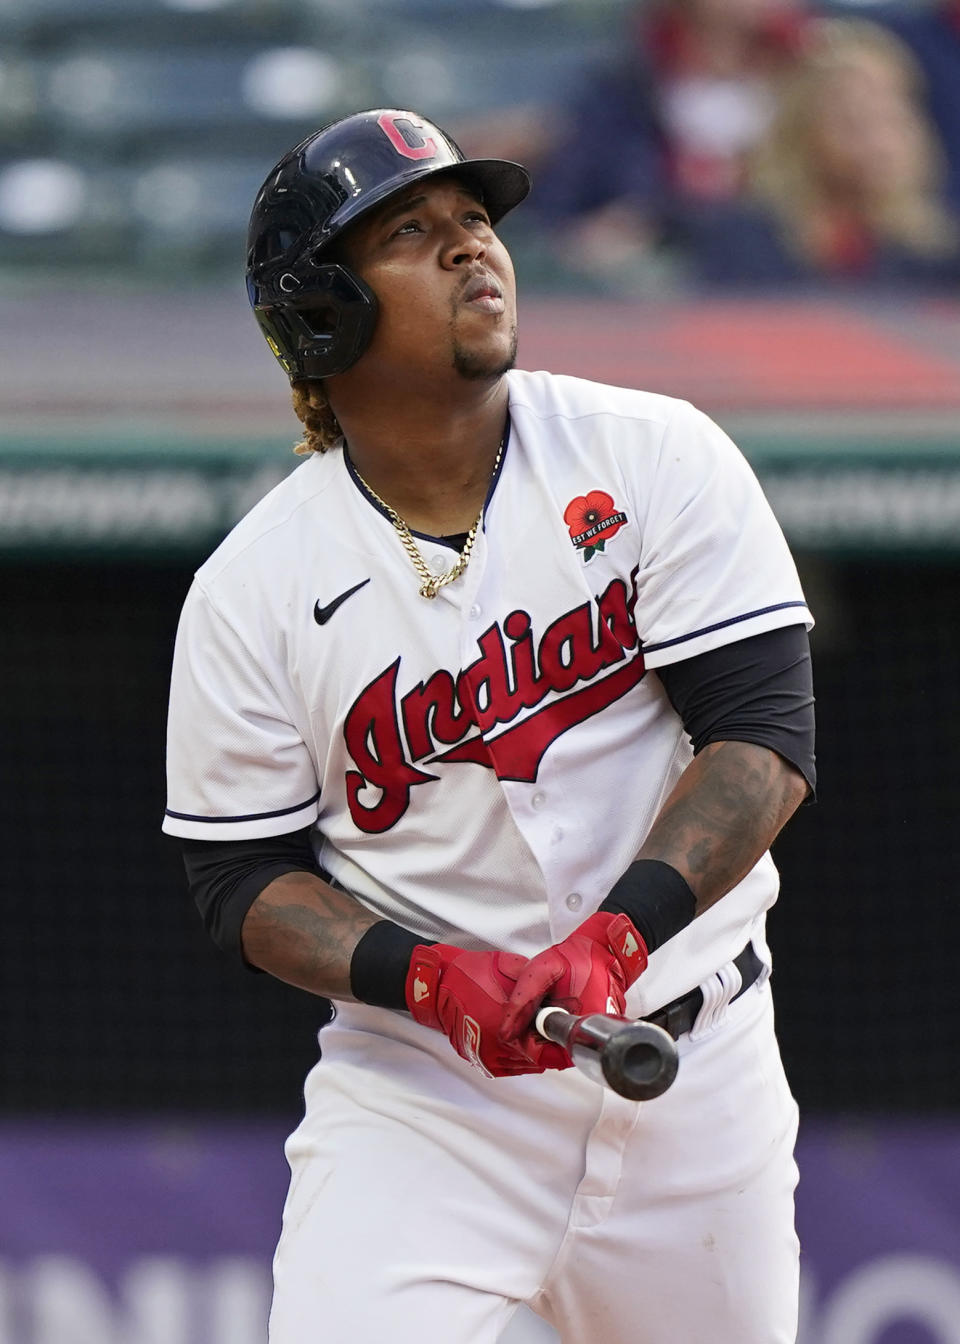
[599,860,696,954]
[350,920,434,1009]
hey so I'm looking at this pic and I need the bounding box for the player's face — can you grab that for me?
[336,175,518,384]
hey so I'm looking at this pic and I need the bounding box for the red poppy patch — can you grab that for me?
[563,490,629,563]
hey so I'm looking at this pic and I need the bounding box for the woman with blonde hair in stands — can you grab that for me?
[685,17,960,287]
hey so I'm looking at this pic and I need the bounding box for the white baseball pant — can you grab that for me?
[269,978,800,1344]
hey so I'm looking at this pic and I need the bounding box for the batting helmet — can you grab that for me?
[245,109,531,380]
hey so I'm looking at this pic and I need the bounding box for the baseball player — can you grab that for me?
[163,109,815,1344]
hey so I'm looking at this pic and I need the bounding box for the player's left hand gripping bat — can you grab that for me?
[535,1007,679,1101]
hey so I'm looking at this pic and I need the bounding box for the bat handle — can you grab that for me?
[535,1006,679,1102]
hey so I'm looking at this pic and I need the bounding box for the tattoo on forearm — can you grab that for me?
[638,741,807,913]
[241,871,380,1000]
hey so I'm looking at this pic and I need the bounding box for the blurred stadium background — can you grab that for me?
[1,0,959,1341]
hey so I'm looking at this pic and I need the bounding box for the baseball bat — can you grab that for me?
[535,1006,679,1101]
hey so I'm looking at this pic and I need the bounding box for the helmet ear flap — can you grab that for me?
[252,264,379,379]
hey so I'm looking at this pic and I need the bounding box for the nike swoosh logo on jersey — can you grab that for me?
[313,578,371,625]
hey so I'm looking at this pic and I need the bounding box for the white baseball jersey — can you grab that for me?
[163,369,812,1014]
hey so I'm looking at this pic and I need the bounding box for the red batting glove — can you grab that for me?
[499,912,649,1045]
[406,944,571,1077]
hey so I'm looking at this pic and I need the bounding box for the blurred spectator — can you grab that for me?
[683,17,960,288]
[638,0,809,201]
[530,0,809,289]
[876,1,960,209]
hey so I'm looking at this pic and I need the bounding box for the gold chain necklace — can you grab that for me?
[352,432,506,600]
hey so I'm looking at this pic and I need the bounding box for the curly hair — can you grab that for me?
[290,380,344,455]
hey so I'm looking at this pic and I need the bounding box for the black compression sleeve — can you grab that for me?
[656,624,816,796]
[179,827,322,964]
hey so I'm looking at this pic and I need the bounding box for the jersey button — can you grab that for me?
[565,892,582,912]
[531,790,547,809]
[430,554,447,574]
[468,603,482,620]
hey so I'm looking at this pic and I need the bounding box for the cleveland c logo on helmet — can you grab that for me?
[376,112,438,160]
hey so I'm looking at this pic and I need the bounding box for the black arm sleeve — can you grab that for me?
[179,826,322,964]
[656,624,816,797]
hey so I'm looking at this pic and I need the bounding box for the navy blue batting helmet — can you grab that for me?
[246,109,530,380]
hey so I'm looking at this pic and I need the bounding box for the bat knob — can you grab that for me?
[535,1008,679,1102]
[599,1019,678,1101]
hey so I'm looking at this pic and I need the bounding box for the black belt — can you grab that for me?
[643,942,765,1041]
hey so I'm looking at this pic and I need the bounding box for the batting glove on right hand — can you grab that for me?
[406,944,571,1077]
[498,912,648,1046]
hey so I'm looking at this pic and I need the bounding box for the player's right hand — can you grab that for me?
[405,944,572,1077]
